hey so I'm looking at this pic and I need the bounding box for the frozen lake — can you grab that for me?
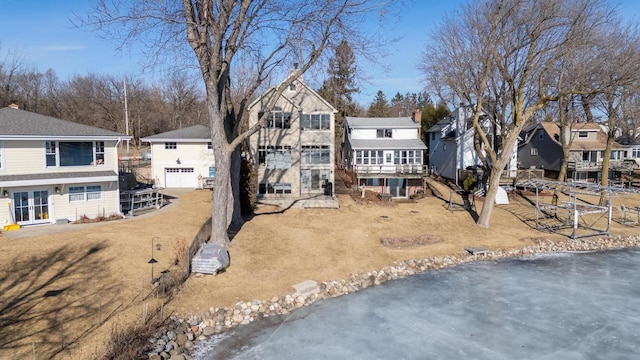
[195,248,640,359]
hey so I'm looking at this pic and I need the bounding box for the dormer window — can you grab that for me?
[376,129,392,138]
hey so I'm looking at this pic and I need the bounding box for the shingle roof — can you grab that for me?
[349,138,427,150]
[0,170,118,186]
[537,122,625,150]
[346,117,420,129]
[141,125,211,142]
[0,107,128,138]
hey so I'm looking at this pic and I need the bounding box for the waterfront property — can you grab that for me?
[247,73,338,207]
[341,111,427,199]
[0,104,130,227]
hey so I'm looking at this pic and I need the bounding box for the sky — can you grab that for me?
[1,0,640,107]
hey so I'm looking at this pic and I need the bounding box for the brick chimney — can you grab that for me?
[412,108,422,123]
[8,101,19,109]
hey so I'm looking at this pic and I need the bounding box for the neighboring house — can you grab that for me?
[141,125,215,189]
[247,73,338,207]
[341,111,427,198]
[0,104,131,227]
[518,122,628,182]
[427,105,518,184]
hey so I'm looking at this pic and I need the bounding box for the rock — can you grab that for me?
[148,354,162,360]
[202,326,216,336]
[166,330,177,341]
[176,333,188,347]
[169,355,186,360]
[184,340,194,350]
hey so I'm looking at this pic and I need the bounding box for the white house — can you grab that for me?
[427,105,517,184]
[341,111,427,198]
[0,104,131,227]
[141,125,215,189]
[247,73,338,207]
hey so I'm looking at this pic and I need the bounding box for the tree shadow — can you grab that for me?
[0,242,119,359]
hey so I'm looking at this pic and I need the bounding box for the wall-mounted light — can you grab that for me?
[176,158,181,164]
[2,190,8,197]
[55,187,60,194]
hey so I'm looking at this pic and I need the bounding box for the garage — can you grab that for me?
[165,168,196,188]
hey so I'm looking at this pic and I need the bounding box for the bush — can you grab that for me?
[102,318,165,360]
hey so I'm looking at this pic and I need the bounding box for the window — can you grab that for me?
[165,142,177,149]
[289,83,296,91]
[364,178,380,186]
[46,141,107,167]
[301,169,330,190]
[301,145,331,164]
[530,148,538,156]
[208,166,216,177]
[46,141,56,166]
[376,129,392,138]
[87,185,102,200]
[393,150,423,165]
[578,131,588,138]
[207,142,212,150]
[301,114,330,130]
[431,133,436,141]
[539,131,544,140]
[261,107,292,129]
[610,150,623,160]
[95,141,105,165]
[258,145,292,169]
[632,148,640,158]
[69,186,102,202]
[259,182,292,194]
[354,150,383,165]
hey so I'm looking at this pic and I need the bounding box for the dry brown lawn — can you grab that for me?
[2,177,640,359]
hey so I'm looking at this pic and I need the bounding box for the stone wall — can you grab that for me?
[146,235,640,359]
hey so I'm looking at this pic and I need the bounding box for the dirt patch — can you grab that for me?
[380,234,445,248]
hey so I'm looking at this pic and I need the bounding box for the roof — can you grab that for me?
[249,75,337,113]
[346,117,420,129]
[141,125,211,142]
[426,118,450,133]
[349,138,427,150]
[0,107,129,139]
[0,170,118,187]
[528,122,625,151]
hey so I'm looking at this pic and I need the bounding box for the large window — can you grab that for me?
[632,148,640,158]
[259,182,292,194]
[393,150,422,165]
[46,141,107,167]
[354,150,384,165]
[260,107,292,129]
[610,150,624,160]
[301,169,330,190]
[258,145,292,169]
[301,145,330,164]
[69,185,102,202]
[301,114,330,130]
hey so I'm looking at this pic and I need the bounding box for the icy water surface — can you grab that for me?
[195,248,640,359]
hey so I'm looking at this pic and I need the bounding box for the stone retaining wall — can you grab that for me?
[146,235,640,359]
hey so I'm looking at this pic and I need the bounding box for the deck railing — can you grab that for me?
[353,164,426,176]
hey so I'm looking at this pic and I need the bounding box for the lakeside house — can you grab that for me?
[341,111,427,198]
[426,104,518,186]
[0,104,131,227]
[518,122,628,182]
[246,73,339,208]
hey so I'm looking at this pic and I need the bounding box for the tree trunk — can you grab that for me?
[229,145,244,230]
[599,135,614,206]
[209,104,232,246]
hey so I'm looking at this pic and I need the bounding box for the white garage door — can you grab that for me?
[165,168,196,188]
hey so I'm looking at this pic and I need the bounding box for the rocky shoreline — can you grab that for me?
[146,235,640,359]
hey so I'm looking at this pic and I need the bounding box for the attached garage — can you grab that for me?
[165,168,196,188]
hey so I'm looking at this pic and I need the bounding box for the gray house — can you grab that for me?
[518,122,627,182]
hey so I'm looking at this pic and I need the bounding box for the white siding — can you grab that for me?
[150,142,214,188]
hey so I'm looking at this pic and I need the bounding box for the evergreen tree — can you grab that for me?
[318,39,360,160]
[367,90,391,117]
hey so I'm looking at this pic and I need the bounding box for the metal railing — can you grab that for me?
[353,164,427,176]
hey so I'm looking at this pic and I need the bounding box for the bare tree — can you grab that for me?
[82,0,395,246]
[420,0,631,228]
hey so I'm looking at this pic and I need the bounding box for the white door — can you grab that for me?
[12,190,51,225]
[165,168,196,188]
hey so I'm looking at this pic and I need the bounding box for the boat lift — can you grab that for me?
[516,179,640,239]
